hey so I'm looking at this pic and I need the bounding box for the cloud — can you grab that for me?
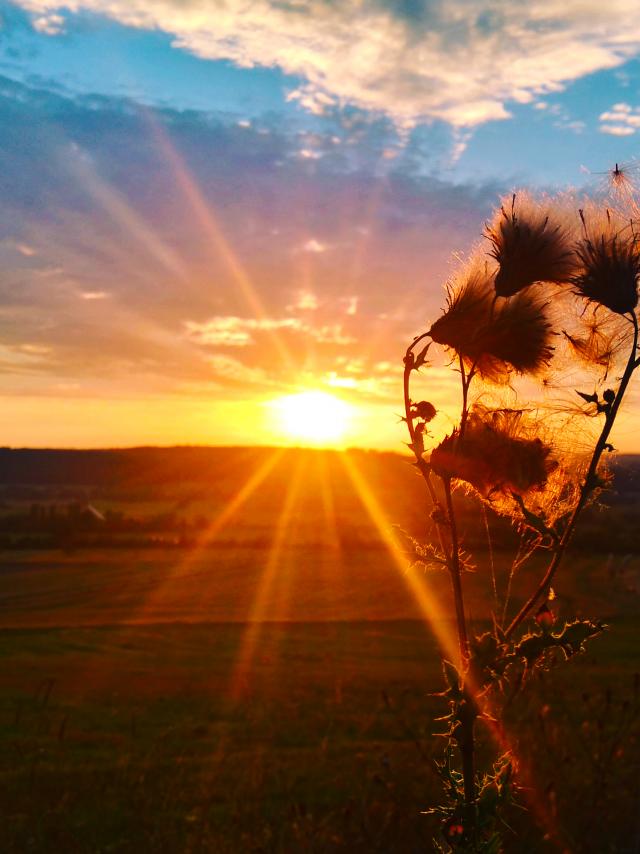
[184,316,301,347]
[300,239,327,254]
[293,291,319,311]
[0,73,498,403]
[184,315,355,347]
[13,0,640,127]
[206,354,272,387]
[599,102,640,135]
[80,290,109,300]
[31,12,64,34]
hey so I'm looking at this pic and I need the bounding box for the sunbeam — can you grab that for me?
[338,452,460,665]
[106,448,286,628]
[140,107,294,368]
[229,455,307,698]
[337,453,561,844]
[62,141,189,282]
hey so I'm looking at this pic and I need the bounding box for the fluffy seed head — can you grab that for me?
[430,408,557,497]
[428,265,554,383]
[573,213,640,315]
[486,195,576,297]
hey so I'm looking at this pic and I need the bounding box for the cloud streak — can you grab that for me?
[13,0,640,126]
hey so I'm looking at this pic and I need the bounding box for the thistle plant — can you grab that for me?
[402,189,640,851]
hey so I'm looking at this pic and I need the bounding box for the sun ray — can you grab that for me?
[140,106,293,368]
[316,452,341,553]
[63,142,189,282]
[337,453,561,842]
[313,451,348,616]
[229,455,307,698]
[337,452,460,664]
[111,448,287,627]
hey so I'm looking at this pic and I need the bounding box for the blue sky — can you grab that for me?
[2,0,640,447]
[4,1,640,185]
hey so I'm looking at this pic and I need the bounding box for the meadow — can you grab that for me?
[1,448,639,852]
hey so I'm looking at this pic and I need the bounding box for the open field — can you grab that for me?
[1,545,639,852]
[1,448,639,852]
[1,616,639,853]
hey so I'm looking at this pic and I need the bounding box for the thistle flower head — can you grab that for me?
[428,264,554,383]
[573,212,640,315]
[486,194,576,297]
[430,407,557,497]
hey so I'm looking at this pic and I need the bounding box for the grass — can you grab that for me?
[0,542,639,851]
[0,620,638,852]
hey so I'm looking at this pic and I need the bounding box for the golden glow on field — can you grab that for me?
[271,390,352,445]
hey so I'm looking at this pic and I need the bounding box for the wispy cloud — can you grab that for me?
[184,316,301,347]
[14,0,640,127]
[184,315,355,347]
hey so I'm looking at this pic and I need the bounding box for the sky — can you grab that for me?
[2,1,640,449]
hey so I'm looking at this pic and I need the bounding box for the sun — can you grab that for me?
[271,390,352,445]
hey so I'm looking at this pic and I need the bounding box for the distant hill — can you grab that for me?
[0,446,638,553]
[1,444,639,487]
[0,446,407,488]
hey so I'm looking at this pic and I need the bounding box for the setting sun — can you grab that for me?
[271,390,352,445]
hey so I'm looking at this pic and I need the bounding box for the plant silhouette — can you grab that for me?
[402,187,640,851]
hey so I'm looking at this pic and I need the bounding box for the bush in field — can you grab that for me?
[402,179,640,851]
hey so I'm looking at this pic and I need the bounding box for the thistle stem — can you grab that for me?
[505,311,639,639]
[404,335,476,825]
[459,355,469,436]
[443,478,470,663]
[443,477,476,822]
[403,335,446,522]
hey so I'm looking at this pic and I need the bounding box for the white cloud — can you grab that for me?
[344,296,358,316]
[16,243,37,256]
[601,124,635,136]
[599,102,640,135]
[312,324,356,345]
[80,290,109,300]
[31,12,64,34]
[294,291,319,310]
[301,238,327,253]
[14,0,640,127]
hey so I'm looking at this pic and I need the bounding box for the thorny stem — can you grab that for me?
[458,355,477,438]
[443,478,470,663]
[506,311,640,639]
[459,355,469,435]
[403,333,471,661]
[442,478,476,818]
[404,334,476,823]
[448,364,477,821]
[403,334,449,527]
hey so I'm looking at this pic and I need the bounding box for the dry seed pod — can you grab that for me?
[486,195,576,297]
[573,212,640,315]
[429,265,554,383]
[430,408,556,497]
